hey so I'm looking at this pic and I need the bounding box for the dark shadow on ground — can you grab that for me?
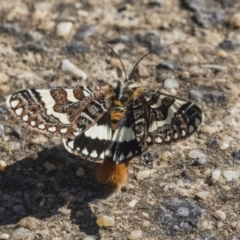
[0,147,113,236]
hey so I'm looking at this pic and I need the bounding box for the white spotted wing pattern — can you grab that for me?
[6,80,202,164]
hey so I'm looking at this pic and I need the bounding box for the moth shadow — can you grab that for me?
[0,147,113,236]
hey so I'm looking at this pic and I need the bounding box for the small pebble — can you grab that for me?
[217,221,224,228]
[223,170,239,181]
[14,126,23,138]
[0,160,7,171]
[31,9,49,23]
[219,39,239,50]
[0,23,21,34]
[38,21,55,31]
[61,59,87,80]
[4,142,21,151]
[217,49,228,58]
[56,22,73,37]
[213,210,226,221]
[0,233,9,240]
[161,151,173,161]
[31,135,48,144]
[12,227,31,240]
[142,212,149,218]
[75,210,83,218]
[162,184,174,192]
[34,2,52,11]
[189,66,204,76]
[0,124,5,135]
[230,13,240,28]
[219,136,232,150]
[13,205,26,215]
[17,217,39,230]
[76,167,85,177]
[188,149,205,159]
[83,236,98,240]
[7,5,29,22]
[136,170,151,180]
[193,158,207,165]
[143,220,151,227]
[127,230,143,240]
[109,58,130,70]
[183,54,199,64]
[211,170,221,183]
[200,221,213,230]
[169,88,177,95]
[62,192,76,203]
[232,150,240,160]
[181,71,190,79]
[96,215,115,227]
[129,199,138,208]
[195,191,210,200]
[0,72,9,84]
[43,162,57,172]
[138,64,150,77]
[231,221,240,229]
[164,78,179,89]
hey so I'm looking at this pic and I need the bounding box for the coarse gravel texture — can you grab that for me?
[0,0,240,239]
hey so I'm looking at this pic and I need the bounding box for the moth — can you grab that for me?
[6,47,202,186]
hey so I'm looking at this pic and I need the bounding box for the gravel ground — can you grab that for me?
[1,0,240,239]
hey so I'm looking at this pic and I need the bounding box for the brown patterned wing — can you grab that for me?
[129,90,202,146]
[6,86,111,139]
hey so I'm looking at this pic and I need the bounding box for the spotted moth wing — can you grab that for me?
[129,90,202,146]
[6,86,111,138]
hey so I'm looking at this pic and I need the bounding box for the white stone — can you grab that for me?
[196,191,210,200]
[212,170,221,182]
[188,149,205,159]
[61,59,87,80]
[230,12,240,27]
[4,142,21,151]
[56,22,73,37]
[213,210,226,221]
[183,54,199,64]
[219,136,232,150]
[161,151,173,161]
[31,135,48,144]
[164,78,179,89]
[0,124,5,135]
[83,236,98,240]
[217,221,224,228]
[143,220,151,227]
[223,170,239,181]
[12,227,31,239]
[128,199,138,208]
[0,233,10,239]
[200,221,213,230]
[137,170,150,180]
[127,230,143,240]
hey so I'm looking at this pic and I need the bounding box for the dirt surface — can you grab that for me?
[1,0,240,239]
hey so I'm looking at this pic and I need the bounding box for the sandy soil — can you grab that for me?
[1,0,240,239]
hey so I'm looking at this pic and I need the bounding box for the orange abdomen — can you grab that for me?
[96,161,128,188]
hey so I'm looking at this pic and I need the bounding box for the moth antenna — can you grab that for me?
[101,41,127,81]
[128,41,183,81]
